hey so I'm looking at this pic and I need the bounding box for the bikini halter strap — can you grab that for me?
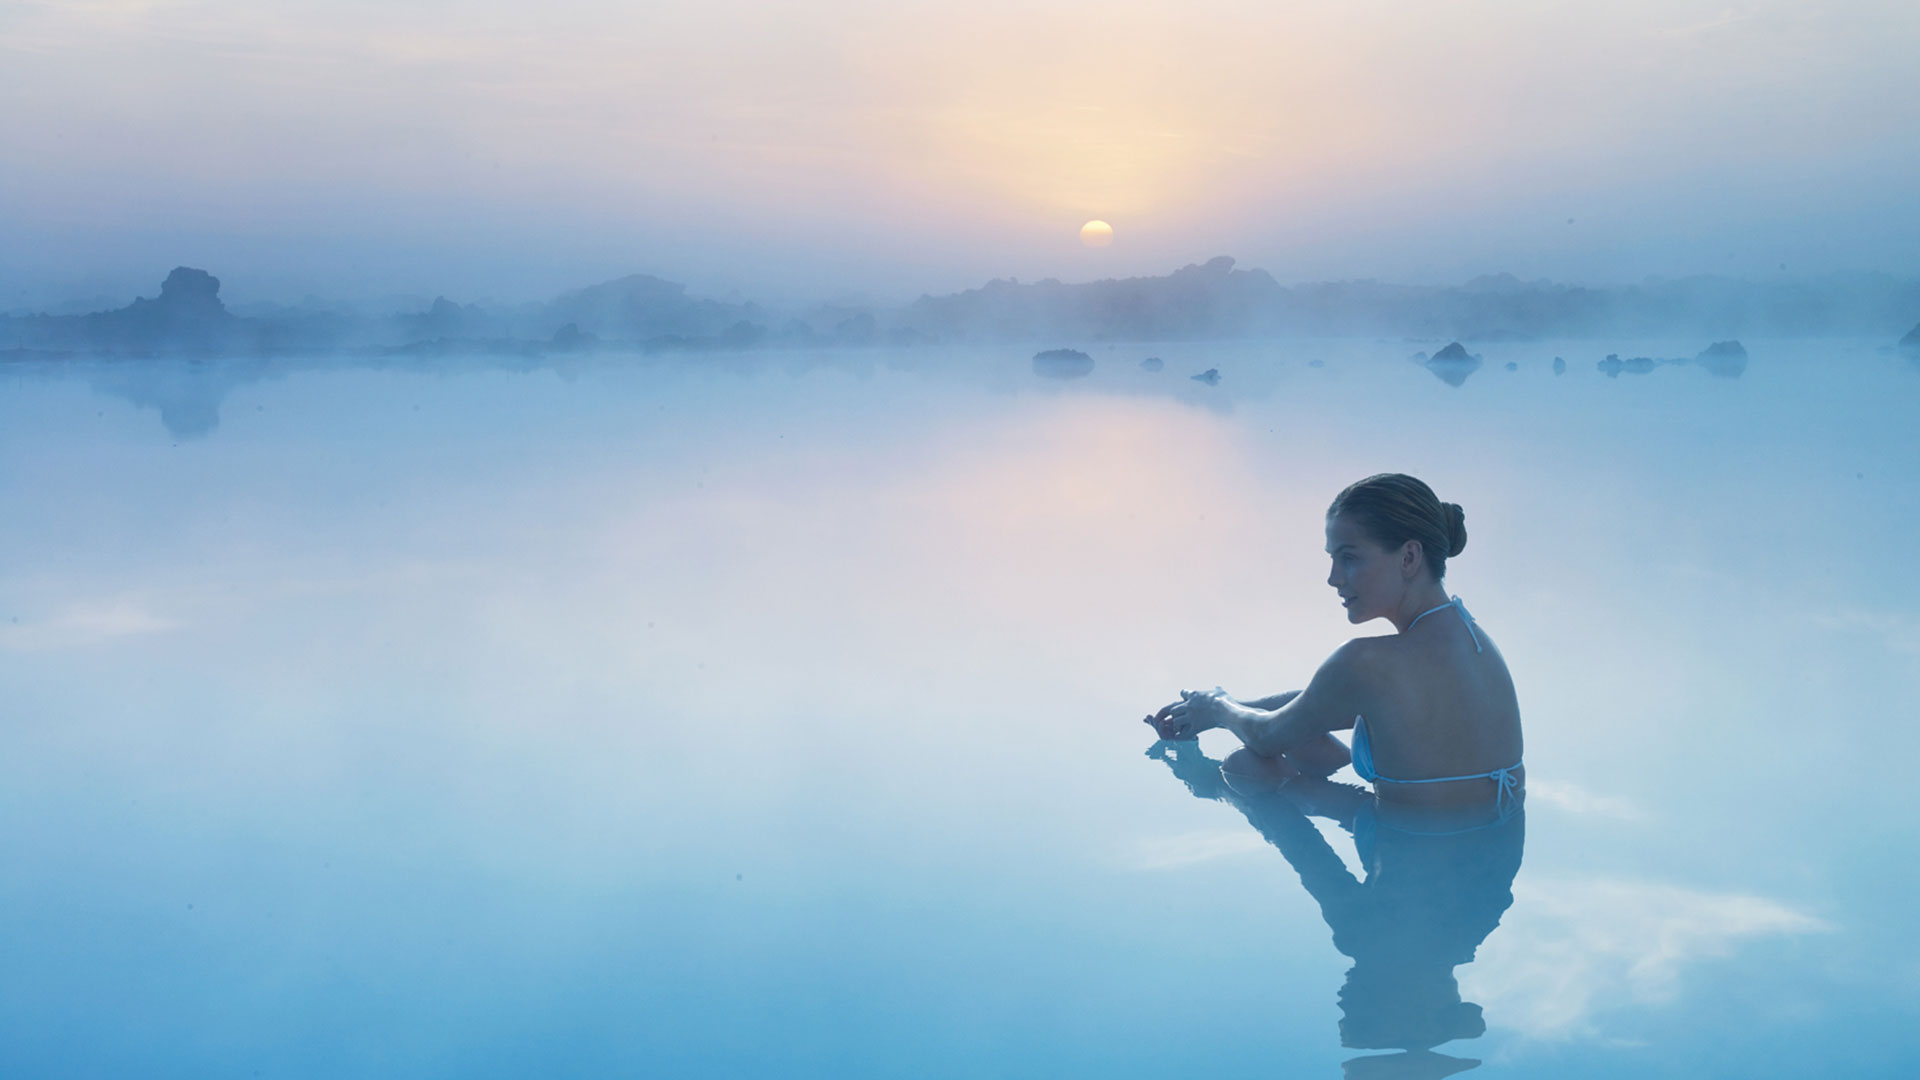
[1406,596,1482,653]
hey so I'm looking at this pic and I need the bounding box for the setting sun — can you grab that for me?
[1080,220,1114,247]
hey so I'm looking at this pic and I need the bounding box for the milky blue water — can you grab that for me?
[4,340,1918,1077]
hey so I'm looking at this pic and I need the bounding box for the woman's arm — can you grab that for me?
[1145,689,1296,740]
[1237,690,1301,711]
[1183,641,1372,758]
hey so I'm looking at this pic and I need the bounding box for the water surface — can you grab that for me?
[4,340,1917,1076]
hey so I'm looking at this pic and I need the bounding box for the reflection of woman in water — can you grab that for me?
[1146,474,1523,817]
[1150,740,1524,1078]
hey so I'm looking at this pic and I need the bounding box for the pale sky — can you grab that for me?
[3,0,1917,308]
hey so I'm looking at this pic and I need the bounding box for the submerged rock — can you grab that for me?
[1032,347,1094,378]
[1423,342,1483,387]
[1504,361,1518,371]
[1190,367,1221,385]
[1900,323,1920,350]
[1140,356,1164,371]
[1598,353,1659,378]
[1309,358,1325,368]
[1694,340,1748,378]
[1552,356,1566,375]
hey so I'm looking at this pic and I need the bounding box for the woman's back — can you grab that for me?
[1353,599,1524,808]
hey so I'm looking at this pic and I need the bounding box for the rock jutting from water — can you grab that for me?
[1032,348,1094,378]
[1140,356,1164,371]
[1693,340,1748,378]
[1598,354,1660,378]
[1423,342,1483,387]
[1191,368,1221,385]
[7,266,239,354]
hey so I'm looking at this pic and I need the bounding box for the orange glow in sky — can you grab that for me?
[1,0,1915,302]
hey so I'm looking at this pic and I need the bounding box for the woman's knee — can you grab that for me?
[1222,747,1302,789]
[1291,734,1352,778]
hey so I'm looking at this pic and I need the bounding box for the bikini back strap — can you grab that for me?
[1379,763,1523,813]
[1406,595,1484,653]
[1450,596,1484,653]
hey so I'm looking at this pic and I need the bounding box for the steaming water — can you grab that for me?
[4,340,1918,1077]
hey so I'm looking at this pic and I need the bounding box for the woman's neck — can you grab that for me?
[1389,587,1453,633]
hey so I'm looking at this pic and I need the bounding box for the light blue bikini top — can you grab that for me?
[1350,596,1523,811]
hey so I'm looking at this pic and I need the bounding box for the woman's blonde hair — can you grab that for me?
[1327,474,1466,581]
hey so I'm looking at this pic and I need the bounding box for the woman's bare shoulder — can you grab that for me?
[1334,632,1402,665]
[1328,631,1425,700]
[1314,635,1390,686]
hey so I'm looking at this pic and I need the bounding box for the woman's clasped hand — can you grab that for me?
[1144,686,1237,741]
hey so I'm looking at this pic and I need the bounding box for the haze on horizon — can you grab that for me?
[3,0,1917,311]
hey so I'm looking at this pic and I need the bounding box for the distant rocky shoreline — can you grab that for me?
[4,259,1918,360]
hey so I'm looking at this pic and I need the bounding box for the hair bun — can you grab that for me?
[1442,502,1468,557]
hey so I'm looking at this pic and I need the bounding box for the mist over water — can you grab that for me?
[5,340,1917,1075]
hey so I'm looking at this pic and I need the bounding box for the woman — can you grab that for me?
[1145,473,1523,812]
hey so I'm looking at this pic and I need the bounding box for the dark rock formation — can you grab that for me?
[1598,354,1659,378]
[1033,347,1094,378]
[0,267,374,354]
[57,267,237,352]
[1423,342,1483,387]
[112,268,233,348]
[1693,340,1748,377]
[1190,367,1220,385]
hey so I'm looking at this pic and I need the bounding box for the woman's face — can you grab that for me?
[1325,512,1402,623]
